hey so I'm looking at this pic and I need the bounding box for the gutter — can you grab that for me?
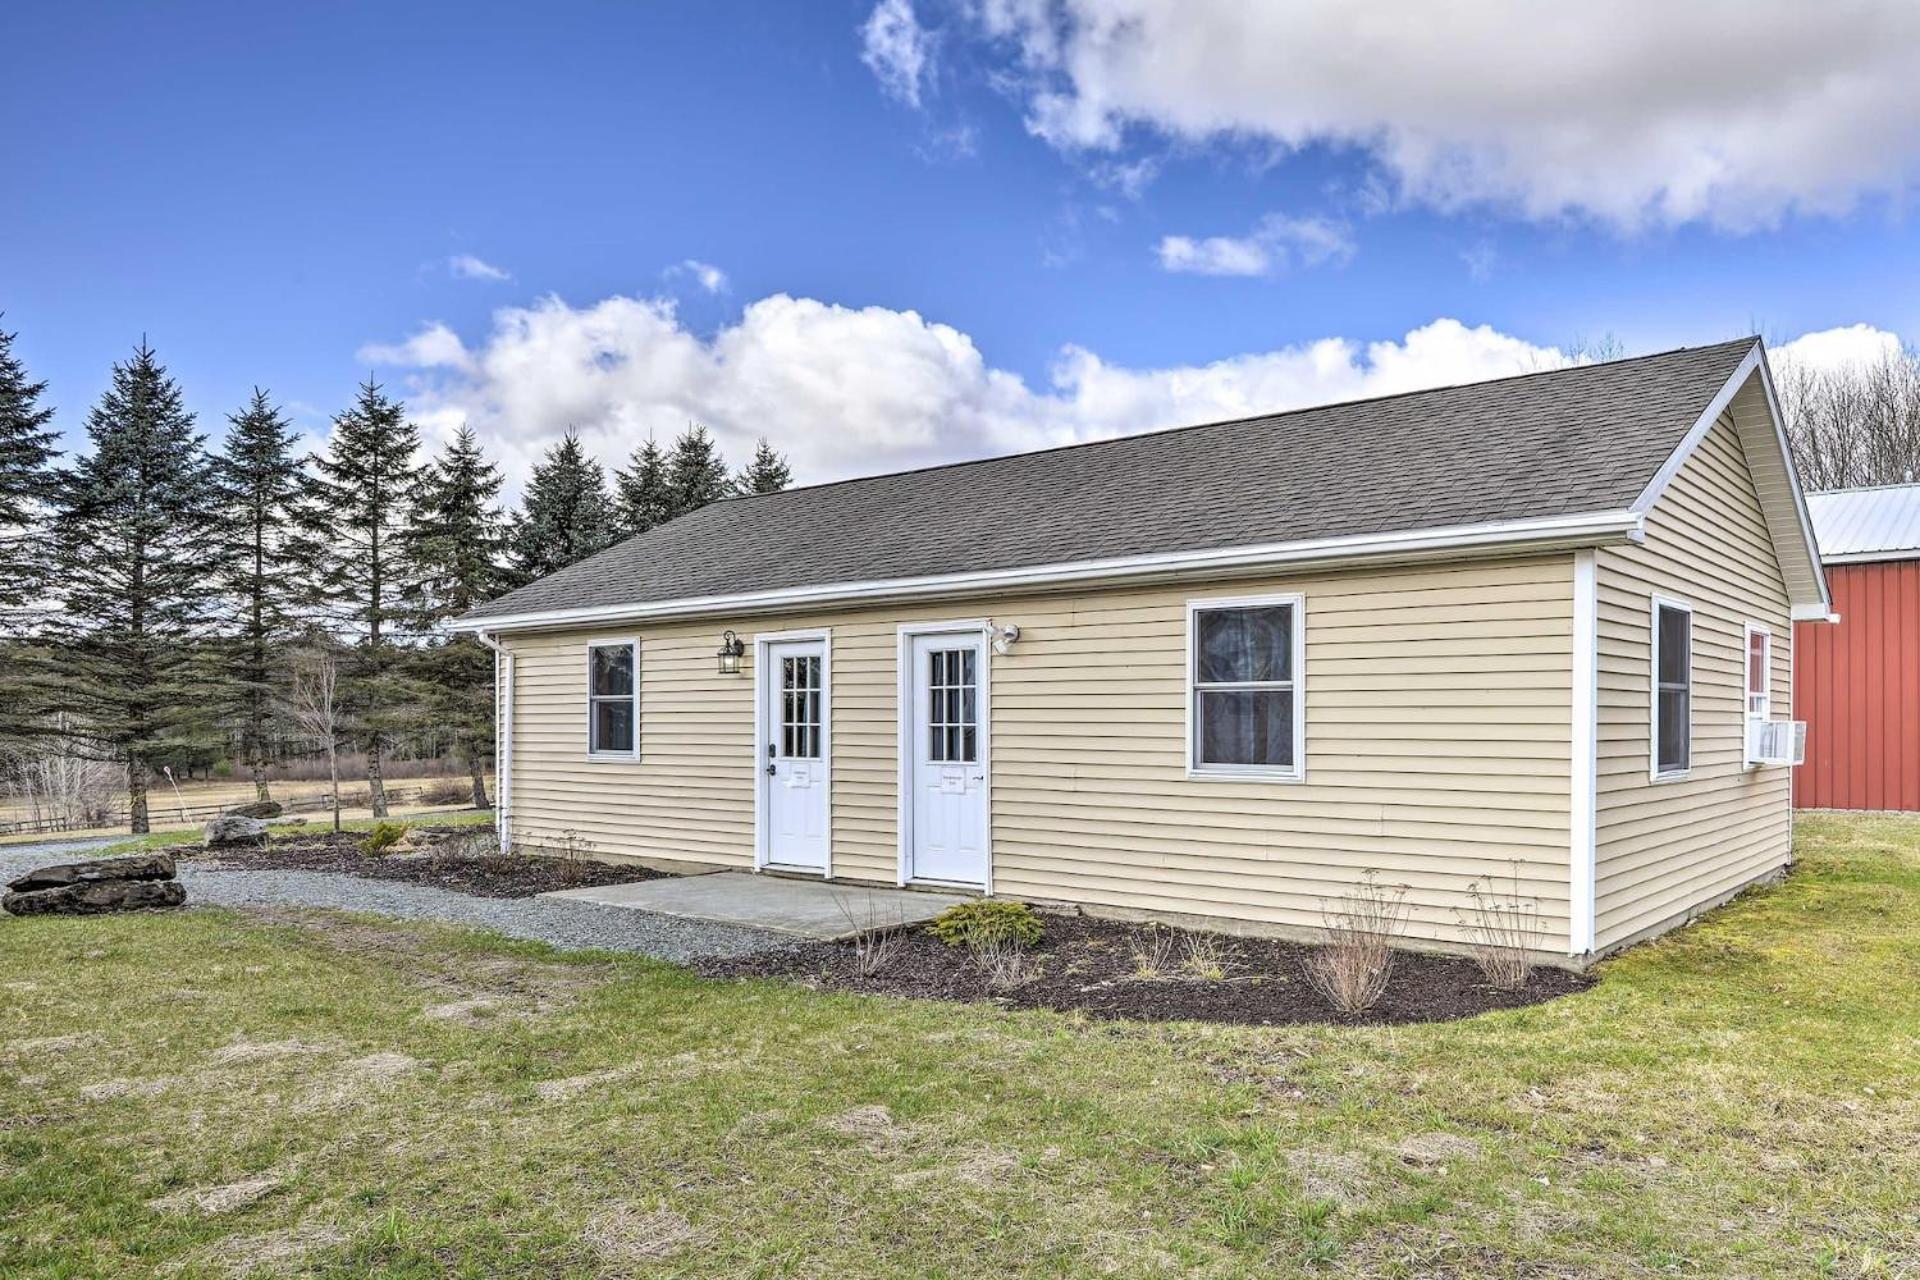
[451,507,1645,635]
[472,630,513,853]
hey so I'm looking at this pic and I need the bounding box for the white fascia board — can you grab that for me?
[1630,342,1832,614]
[1789,603,1841,623]
[449,508,1641,634]
[1819,548,1920,566]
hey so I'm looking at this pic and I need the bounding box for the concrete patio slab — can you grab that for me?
[540,871,974,941]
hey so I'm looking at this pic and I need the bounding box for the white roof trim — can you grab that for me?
[1628,341,1830,613]
[452,507,1641,633]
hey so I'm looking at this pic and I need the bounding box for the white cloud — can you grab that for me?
[356,321,474,373]
[1771,324,1906,377]
[960,0,1920,230]
[1157,214,1354,277]
[861,0,934,108]
[358,291,1596,498]
[448,253,511,282]
[666,259,730,293]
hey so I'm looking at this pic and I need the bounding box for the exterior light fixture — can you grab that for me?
[717,629,745,675]
[991,622,1021,656]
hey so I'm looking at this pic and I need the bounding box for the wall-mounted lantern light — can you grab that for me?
[991,622,1021,656]
[717,630,746,675]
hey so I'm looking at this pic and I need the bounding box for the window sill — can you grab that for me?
[1650,768,1690,784]
[1186,767,1304,784]
[586,751,641,764]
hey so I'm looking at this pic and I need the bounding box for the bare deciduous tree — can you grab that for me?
[1777,345,1920,491]
[282,647,344,833]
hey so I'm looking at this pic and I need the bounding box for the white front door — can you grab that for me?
[907,631,989,886]
[762,638,828,871]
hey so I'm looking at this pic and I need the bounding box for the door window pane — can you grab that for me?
[779,653,821,759]
[927,647,977,764]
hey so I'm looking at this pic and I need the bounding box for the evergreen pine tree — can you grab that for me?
[211,389,305,802]
[408,426,509,808]
[509,428,615,580]
[733,437,792,496]
[296,379,423,817]
[613,435,671,537]
[41,341,220,833]
[0,319,60,629]
[665,423,731,518]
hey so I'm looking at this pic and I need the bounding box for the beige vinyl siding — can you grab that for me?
[1592,413,1793,951]
[504,553,1575,952]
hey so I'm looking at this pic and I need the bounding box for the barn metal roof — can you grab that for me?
[1808,483,1920,563]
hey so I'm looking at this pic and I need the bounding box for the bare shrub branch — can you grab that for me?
[834,892,903,978]
[1302,871,1408,1015]
[1457,865,1541,991]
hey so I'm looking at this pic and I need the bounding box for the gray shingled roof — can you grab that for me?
[464,338,1756,622]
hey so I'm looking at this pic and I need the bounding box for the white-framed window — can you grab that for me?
[1744,623,1772,767]
[1186,594,1305,781]
[1650,597,1692,781]
[587,639,640,759]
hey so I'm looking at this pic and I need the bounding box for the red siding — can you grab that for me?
[1794,560,1920,810]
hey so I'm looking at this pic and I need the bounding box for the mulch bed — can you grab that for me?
[698,912,1593,1026]
[188,826,663,899]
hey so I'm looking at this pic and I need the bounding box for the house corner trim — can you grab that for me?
[1569,549,1598,955]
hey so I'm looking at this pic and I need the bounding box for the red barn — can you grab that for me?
[1795,484,1920,810]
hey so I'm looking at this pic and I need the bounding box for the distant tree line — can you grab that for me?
[1779,342,1920,491]
[0,318,790,832]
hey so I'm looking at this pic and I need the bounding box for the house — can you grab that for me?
[454,338,1830,964]
[1794,483,1920,811]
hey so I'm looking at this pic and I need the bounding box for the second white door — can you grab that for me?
[908,631,989,886]
[763,638,828,871]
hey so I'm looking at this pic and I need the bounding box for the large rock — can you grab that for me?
[228,800,283,820]
[7,853,176,893]
[203,815,269,849]
[3,878,186,916]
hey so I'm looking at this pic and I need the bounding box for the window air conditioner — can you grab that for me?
[1747,720,1806,767]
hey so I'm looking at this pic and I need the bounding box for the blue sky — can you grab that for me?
[5,1,1920,493]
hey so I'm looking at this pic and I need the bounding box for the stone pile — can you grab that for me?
[3,853,187,916]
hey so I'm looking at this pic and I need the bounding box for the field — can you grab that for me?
[0,772,495,845]
[1,813,1915,1277]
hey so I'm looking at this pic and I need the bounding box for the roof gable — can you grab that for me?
[462,338,1827,628]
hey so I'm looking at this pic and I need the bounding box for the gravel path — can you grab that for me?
[0,847,793,964]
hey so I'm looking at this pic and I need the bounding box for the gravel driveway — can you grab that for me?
[0,844,792,964]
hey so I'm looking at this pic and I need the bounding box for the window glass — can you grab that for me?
[1192,601,1298,774]
[588,642,638,754]
[1196,606,1292,683]
[1653,604,1690,775]
[591,644,634,697]
[1197,689,1294,768]
[927,647,977,764]
[592,698,634,755]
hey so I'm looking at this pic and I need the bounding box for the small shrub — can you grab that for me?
[971,934,1034,989]
[835,892,903,977]
[929,899,1044,950]
[1302,871,1408,1015]
[420,778,475,807]
[1457,865,1540,991]
[1129,923,1178,979]
[361,821,408,856]
[1177,931,1239,981]
[551,829,597,884]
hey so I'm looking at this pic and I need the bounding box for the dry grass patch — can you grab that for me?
[147,1172,286,1216]
[582,1204,709,1268]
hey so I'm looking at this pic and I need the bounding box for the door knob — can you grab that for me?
[765,763,776,776]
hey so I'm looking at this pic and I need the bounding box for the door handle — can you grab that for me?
[766,763,777,777]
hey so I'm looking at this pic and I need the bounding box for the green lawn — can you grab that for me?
[3,814,1916,1278]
